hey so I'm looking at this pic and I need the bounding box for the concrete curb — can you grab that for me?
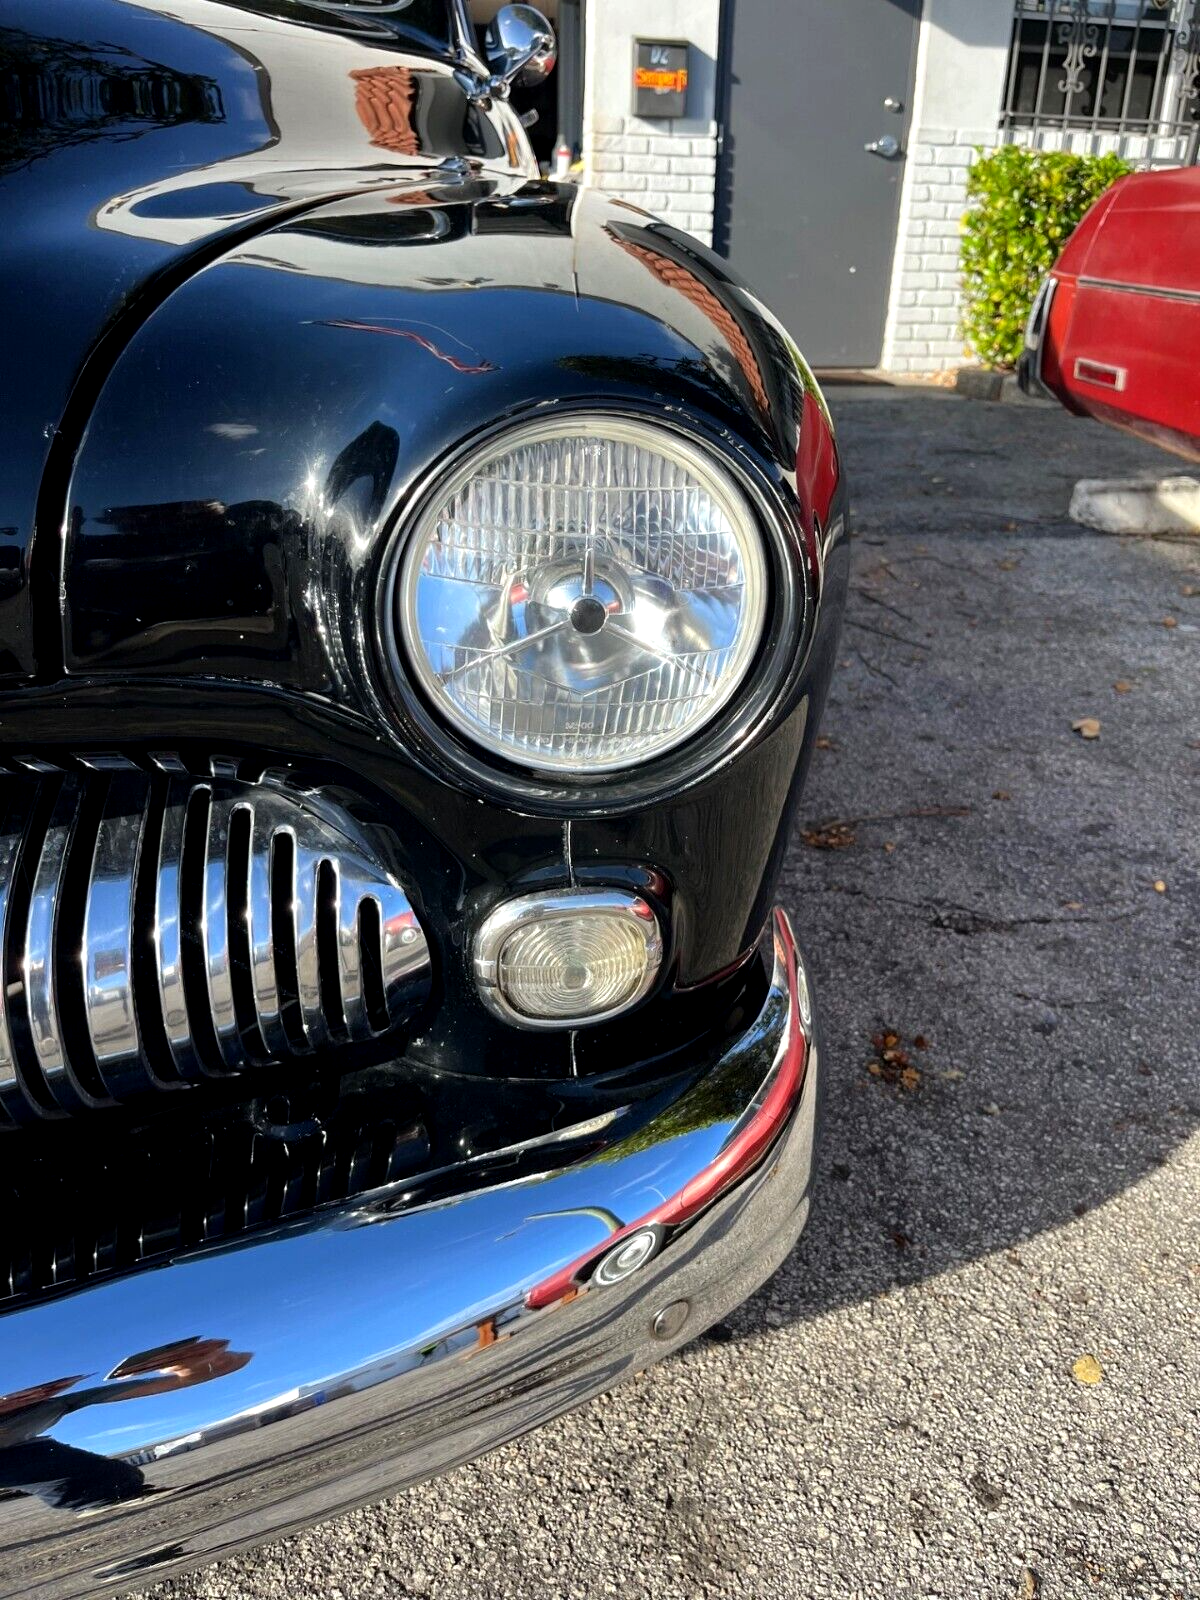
[1069,475,1200,535]
[954,368,1056,408]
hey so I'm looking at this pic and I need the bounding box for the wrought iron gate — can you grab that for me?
[1001,0,1200,162]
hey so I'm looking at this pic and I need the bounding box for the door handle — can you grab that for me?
[865,135,901,159]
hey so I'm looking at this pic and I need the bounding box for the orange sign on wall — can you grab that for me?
[632,40,689,118]
[634,66,689,95]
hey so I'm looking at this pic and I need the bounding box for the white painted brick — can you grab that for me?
[689,137,717,157]
[622,154,668,174]
[671,156,715,176]
[626,115,716,138]
[687,177,716,197]
[646,135,686,156]
[908,202,949,221]
[926,219,962,238]
[917,289,955,307]
[933,145,973,168]
[615,173,649,191]
[591,153,624,173]
[654,174,692,192]
[903,307,935,324]
[593,134,647,154]
[895,340,931,357]
[585,112,623,135]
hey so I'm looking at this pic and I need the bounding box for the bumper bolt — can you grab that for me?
[651,1299,690,1342]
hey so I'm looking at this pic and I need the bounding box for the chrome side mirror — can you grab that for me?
[483,4,557,91]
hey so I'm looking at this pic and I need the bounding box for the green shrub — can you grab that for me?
[960,145,1133,370]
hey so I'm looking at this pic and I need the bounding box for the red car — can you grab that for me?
[1020,165,1200,461]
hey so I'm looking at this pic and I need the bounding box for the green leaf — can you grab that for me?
[959,147,1132,369]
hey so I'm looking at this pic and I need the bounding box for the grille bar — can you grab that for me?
[85,768,157,1096]
[0,758,430,1124]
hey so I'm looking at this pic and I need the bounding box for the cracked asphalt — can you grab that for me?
[145,387,1200,1600]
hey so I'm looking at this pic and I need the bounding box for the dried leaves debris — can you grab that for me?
[866,1029,927,1092]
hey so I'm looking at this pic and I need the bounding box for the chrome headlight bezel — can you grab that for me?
[374,404,813,811]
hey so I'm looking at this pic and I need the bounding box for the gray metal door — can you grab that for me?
[717,0,922,368]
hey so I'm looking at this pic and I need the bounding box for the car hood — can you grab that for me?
[0,0,514,680]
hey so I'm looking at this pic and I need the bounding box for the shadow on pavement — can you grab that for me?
[706,389,1200,1341]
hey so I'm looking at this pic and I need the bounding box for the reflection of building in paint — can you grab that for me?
[609,231,770,417]
[351,65,419,155]
[0,28,224,173]
[88,0,531,248]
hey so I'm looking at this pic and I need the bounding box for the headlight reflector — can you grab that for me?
[394,417,768,773]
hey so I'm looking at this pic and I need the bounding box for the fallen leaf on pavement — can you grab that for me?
[801,821,856,850]
[1062,900,1083,910]
[997,557,1019,570]
[993,789,1011,800]
[1113,680,1132,694]
[1019,1567,1041,1599]
[883,841,896,853]
[815,735,835,750]
[1154,879,1167,893]
[866,1030,923,1090]
[1163,616,1178,629]
[1182,583,1199,597]
[1072,1353,1104,1386]
[1072,717,1101,739]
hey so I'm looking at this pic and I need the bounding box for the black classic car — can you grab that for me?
[0,1,847,1592]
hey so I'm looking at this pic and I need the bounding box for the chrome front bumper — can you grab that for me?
[0,911,820,1600]
[1017,273,1058,402]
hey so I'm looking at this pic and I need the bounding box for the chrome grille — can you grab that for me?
[0,756,430,1124]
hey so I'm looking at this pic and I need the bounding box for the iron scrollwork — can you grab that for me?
[1057,0,1101,98]
[1173,0,1200,114]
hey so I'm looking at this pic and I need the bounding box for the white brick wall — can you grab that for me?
[882,126,992,374]
[583,114,718,245]
[882,122,1196,374]
[880,0,1193,374]
[580,0,721,248]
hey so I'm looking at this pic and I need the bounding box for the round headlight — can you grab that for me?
[392,416,769,773]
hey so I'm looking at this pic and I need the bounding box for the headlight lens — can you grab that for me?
[394,416,768,773]
[473,889,663,1028]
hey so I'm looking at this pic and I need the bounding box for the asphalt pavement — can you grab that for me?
[144,385,1200,1600]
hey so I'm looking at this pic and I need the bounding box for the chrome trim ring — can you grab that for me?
[370,402,812,816]
[473,887,664,1030]
[390,414,770,777]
